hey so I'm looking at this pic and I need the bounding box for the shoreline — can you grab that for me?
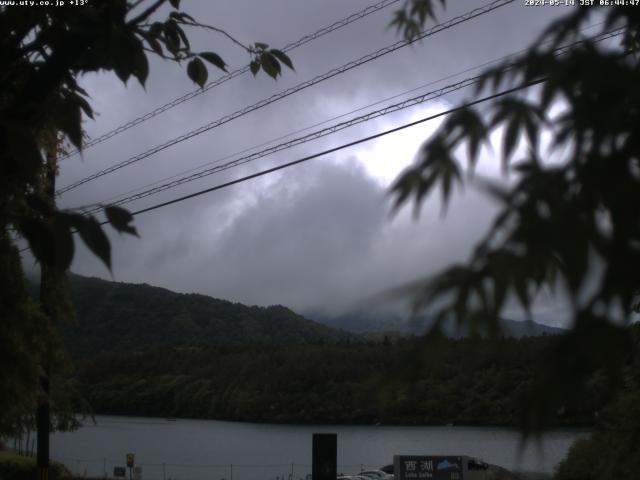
[47,416,580,477]
[0,452,554,480]
[80,412,593,431]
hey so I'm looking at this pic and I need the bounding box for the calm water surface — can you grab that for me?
[51,415,584,480]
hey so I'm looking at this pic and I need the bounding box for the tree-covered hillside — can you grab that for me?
[40,274,635,428]
[53,274,565,359]
[21,274,635,429]
[62,275,355,358]
[76,334,612,427]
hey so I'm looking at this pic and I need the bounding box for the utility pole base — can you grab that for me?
[38,466,49,480]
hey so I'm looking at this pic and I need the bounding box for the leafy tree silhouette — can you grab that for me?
[0,0,292,435]
[390,1,640,434]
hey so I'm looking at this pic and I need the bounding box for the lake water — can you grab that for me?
[50,416,584,480]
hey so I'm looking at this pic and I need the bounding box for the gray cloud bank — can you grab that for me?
[20,0,578,326]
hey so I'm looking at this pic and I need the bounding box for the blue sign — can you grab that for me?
[394,456,464,480]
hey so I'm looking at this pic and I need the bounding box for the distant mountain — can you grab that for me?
[307,309,565,338]
[500,318,565,337]
[307,310,411,333]
[60,275,356,358]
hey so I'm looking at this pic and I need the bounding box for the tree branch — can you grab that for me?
[128,0,147,12]
[127,0,166,27]
[182,20,251,53]
[141,45,189,61]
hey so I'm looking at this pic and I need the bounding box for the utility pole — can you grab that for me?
[37,142,57,480]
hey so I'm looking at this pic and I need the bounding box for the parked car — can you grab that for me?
[359,470,392,480]
[379,465,393,475]
[468,458,489,470]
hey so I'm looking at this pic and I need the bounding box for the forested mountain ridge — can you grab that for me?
[308,310,565,337]
[32,273,634,427]
[36,274,566,359]
[76,335,607,426]
[61,275,356,358]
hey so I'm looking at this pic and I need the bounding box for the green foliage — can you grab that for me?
[0,233,88,436]
[0,0,294,436]
[56,275,607,427]
[0,0,295,272]
[554,390,640,480]
[553,326,640,479]
[390,0,444,41]
[199,51,227,72]
[74,334,612,426]
[60,275,355,358]
[0,451,71,480]
[248,44,294,79]
[390,2,640,433]
[104,206,139,238]
[187,57,208,88]
[0,235,46,436]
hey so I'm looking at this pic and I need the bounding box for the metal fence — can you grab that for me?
[54,457,381,480]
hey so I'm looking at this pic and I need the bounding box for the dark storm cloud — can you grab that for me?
[67,153,501,315]
[31,0,577,324]
[195,160,386,308]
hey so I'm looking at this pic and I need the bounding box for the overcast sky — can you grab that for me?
[23,0,597,325]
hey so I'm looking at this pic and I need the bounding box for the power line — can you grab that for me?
[82,77,483,210]
[80,76,479,215]
[56,0,516,196]
[86,37,549,209]
[87,20,608,210]
[58,0,402,160]
[77,27,622,216]
[17,28,620,256]
[109,78,547,222]
[89,60,514,208]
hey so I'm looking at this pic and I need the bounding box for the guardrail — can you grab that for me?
[54,456,382,480]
